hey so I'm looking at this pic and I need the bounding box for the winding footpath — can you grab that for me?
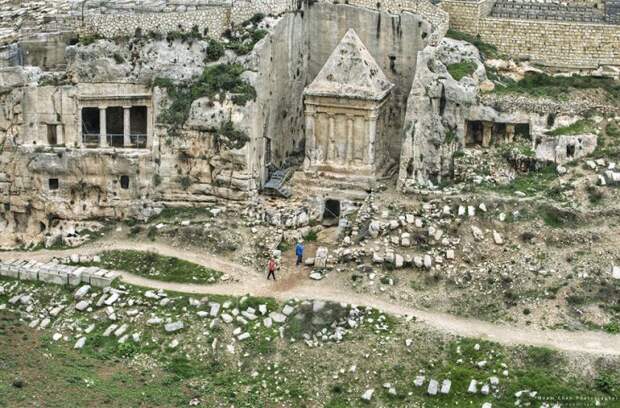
[3,239,619,356]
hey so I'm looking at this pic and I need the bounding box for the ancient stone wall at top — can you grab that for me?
[609,0,620,23]
[70,0,294,38]
[67,0,448,45]
[441,0,620,68]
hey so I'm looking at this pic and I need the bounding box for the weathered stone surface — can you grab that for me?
[164,321,184,333]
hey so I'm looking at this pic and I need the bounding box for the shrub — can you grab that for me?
[78,34,103,46]
[206,39,225,62]
[586,185,605,205]
[303,230,318,242]
[178,175,192,190]
[603,322,620,334]
[217,120,250,150]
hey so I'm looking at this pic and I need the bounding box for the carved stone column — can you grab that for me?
[145,106,153,148]
[367,111,378,168]
[328,114,335,163]
[482,121,492,148]
[99,106,107,147]
[123,106,131,147]
[346,115,354,165]
[506,124,515,143]
[305,106,316,167]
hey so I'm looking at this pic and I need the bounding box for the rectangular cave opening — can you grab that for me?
[47,124,58,145]
[515,123,531,140]
[106,107,124,147]
[465,120,483,147]
[130,106,148,148]
[323,199,341,226]
[120,175,130,190]
[48,178,59,190]
[493,123,507,144]
[81,107,100,145]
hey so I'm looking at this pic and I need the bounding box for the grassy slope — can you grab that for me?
[0,279,618,407]
[75,249,222,284]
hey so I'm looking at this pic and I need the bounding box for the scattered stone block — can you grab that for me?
[74,285,91,300]
[270,312,286,323]
[361,388,374,401]
[314,247,328,268]
[441,379,451,394]
[74,337,86,349]
[493,230,504,245]
[210,303,221,317]
[467,380,478,394]
[165,321,184,333]
[103,324,118,337]
[427,379,438,395]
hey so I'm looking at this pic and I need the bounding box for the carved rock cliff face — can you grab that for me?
[398,38,483,188]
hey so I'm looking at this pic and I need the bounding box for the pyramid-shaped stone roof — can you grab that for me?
[304,29,394,101]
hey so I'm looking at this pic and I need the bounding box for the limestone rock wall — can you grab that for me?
[398,39,483,188]
[303,3,432,160]
[242,12,307,185]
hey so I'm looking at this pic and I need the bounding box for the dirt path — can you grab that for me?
[3,240,619,356]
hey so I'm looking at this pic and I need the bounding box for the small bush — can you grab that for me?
[78,34,103,46]
[178,176,192,191]
[586,185,605,205]
[206,39,225,62]
[603,322,620,334]
[594,374,617,395]
[217,120,249,150]
[303,230,318,242]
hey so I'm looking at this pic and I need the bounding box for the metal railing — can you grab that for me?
[82,133,148,148]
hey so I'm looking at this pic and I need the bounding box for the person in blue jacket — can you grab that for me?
[295,240,304,266]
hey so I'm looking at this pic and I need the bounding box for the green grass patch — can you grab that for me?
[546,119,596,136]
[154,63,256,133]
[76,250,222,284]
[607,121,620,138]
[447,61,477,81]
[538,205,579,228]
[482,165,557,196]
[445,29,501,59]
[494,72,620,102]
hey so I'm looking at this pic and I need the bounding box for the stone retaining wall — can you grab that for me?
[0,259,119,288]
[479,17,620,67]
[442,0,620,68]
[80,7,231,38]
[69,0,448,46]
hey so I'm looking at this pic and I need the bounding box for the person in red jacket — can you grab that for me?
[267,257,277,281]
